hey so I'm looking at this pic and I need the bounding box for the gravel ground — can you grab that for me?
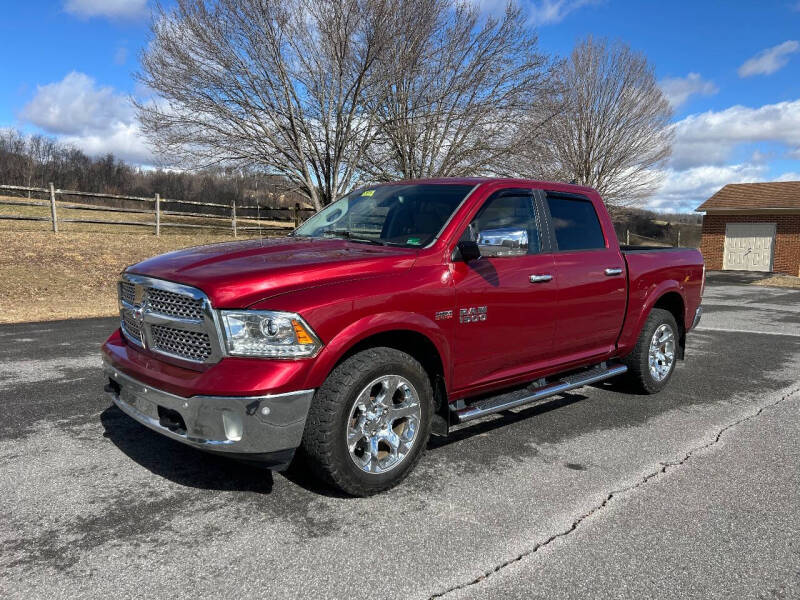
[0,271,798,599]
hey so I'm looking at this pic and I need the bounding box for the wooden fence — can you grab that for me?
[0,183,316,236]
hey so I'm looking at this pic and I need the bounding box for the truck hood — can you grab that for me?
[127,237,417,307]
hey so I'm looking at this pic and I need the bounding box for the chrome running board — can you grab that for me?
[452,363,628,423]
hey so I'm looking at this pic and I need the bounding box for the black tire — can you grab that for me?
[620,308,680,394]
[300,347,433,496]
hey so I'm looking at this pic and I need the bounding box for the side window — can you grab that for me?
[546,195,606,251]
[462,190,540,257]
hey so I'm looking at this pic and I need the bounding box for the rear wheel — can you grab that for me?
[301,347,433,496]
[621,308,679,394]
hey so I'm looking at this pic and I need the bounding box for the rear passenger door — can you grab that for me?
[542,192,627,361]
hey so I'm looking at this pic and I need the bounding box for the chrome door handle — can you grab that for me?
[529,274,553,283]
[605,268,623,276]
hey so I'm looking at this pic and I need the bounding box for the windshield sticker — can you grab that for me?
[406,237,422,245]
[361,189,375,197]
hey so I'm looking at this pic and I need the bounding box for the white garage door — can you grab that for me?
[723,222,776,272]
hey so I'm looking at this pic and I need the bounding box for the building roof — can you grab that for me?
[696,181,800,212]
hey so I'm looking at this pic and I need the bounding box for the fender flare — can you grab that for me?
[304,311,452,389]
[618,280,685,355]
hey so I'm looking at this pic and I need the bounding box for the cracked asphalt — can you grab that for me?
[1,271,799,599]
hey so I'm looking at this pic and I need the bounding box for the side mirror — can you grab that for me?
[455,240,481,262]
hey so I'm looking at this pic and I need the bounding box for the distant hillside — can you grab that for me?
[612,207,702,247]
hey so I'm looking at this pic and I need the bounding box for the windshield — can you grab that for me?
[293,183,474,247]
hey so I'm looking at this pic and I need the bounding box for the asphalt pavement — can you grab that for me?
[1,271,799,599]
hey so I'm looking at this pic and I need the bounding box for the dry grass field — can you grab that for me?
[0,195,290,323]
[750,274,800,289]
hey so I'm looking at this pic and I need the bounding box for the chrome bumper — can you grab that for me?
[103,359,314,459]
[691,306,702,329]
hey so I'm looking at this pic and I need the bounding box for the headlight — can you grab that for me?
[220,310,322,358]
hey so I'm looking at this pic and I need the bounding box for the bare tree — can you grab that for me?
[0,129,30,189]
[534,37,673,208]
[27,134,57,189]
[136,0,395,209]
[365,1,551,180]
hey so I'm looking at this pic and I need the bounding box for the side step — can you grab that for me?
[451,363,628,424]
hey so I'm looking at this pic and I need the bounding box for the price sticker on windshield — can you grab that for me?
[361,190,375,196]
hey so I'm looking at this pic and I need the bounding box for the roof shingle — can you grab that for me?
[696,181,800,211]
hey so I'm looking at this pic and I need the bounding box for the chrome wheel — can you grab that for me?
[346,375,422,474]
[649,323,676,382]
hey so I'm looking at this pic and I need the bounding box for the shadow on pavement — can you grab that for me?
[429,391,590,450]
[100,387,626,496]
[101,404,351,498]
[704,270,769,286]
[100,405,275,494]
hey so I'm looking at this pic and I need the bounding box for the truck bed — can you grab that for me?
[615,246,704,355]
[620,245,692,253]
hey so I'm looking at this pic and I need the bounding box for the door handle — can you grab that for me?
[604,268,623,276]
[529,274,553,283]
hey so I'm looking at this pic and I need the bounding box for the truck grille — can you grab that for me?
[121,308,142,343]
[120,281,136,305]
[145,288,204,321]
[118,274,222,366]
[150,325,212,361]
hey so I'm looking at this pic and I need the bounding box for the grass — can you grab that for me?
[0,223,284,325]
[0,194,296,323]
[750,274,800,289]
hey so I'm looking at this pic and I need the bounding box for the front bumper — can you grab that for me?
[103,358,314,467]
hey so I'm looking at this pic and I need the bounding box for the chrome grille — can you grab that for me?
[117,274,222,365]
[145,288,204,321]
[120,281,136,305]
[121,308,142,343]
[150,325,212,361]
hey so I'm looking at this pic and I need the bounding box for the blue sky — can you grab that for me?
[2,0,800,212]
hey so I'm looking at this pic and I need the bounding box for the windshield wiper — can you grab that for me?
[321,230,386,245]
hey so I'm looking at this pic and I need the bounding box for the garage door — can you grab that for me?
[723,222,776,271]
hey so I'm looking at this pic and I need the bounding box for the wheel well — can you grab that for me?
[653,291,686,358]
[338,330,447,411]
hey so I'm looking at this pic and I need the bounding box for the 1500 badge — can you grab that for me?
[459,306,487,323]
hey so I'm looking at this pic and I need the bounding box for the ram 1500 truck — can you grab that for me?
[102,178,704,495]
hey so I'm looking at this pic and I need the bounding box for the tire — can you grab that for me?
[620,308,680,394]
[300,347,433,496]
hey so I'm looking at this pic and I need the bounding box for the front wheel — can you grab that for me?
[621,308,679,394]
[300,347,433,496]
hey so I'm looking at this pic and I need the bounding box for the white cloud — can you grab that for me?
[669,99,800,170]
[64,0,147,19]
[20,71,154,165]
[659,73,718,109]
[648,164,768,212]
[114,46,128,66]
[528,0,600,25]
[738,40,799,77]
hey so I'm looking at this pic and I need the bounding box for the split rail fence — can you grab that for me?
[0,183,315,236]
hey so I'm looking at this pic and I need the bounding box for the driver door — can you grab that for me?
[451,188,558,392]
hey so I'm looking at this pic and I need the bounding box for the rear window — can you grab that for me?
[547,195,606,251]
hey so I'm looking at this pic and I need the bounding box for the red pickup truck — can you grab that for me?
[102,178,704,495]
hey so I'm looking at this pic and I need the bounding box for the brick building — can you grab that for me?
[697,182,800,275]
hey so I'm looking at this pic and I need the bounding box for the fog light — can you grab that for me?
[222,412,243,441]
